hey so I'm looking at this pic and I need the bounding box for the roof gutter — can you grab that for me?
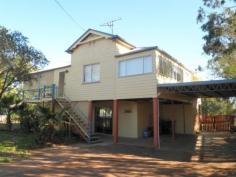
[115,46,157,57]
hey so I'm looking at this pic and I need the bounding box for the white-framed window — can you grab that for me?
[119,56,152,77]
[83,63,100,83]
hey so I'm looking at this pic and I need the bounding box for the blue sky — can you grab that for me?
[0,0,211,79]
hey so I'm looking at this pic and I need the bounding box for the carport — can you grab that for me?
[153,79,236,149]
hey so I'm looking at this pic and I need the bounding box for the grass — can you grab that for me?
[0,130,39,163]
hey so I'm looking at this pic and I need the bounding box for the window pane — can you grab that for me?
[119,61,126,76]
[143,56,152,73]
[92,64,100,82]
[126,58,143,75]
[84,65,92,82]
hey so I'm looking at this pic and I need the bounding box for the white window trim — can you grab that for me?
[118,55,153,77]
[83,63,100,83]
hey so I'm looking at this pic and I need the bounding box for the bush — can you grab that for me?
[36,106,65,144]
[18,104,67,144]
[17,103,40,133]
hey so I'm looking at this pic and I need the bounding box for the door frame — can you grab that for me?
[94,106,113,134]
[58,71,65,97]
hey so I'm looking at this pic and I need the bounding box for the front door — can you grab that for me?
[58,72,65,97]
[95,107,112,134]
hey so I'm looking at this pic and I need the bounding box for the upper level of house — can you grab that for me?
[24,29,196,101]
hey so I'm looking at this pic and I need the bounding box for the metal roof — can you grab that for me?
[157,79,236,98]
[115,46,158,57]
[66,29,135,53]
[31,65,71,74]
[65,29,193,73]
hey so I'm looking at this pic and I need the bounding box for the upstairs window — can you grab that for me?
[119,56,152,77]
[84,63,100,83]
[159,56,183,82]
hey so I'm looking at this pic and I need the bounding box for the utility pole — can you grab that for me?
[100,17,122,34]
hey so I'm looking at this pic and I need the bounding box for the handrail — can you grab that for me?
[62,94,88,123]
[56,95,92,142]
[23,85,92,142]
[55,99,89,139]
[22,84,57,101]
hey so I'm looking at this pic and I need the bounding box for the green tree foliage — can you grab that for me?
[35,106,66,144]
[17,104,67,144]
[0,26,48,99]
[0,89,22,130]
[17,103,40,133]
[198,0,236,78]
[0,26,68,143]
[202,98,236,115]
[198,1,236,115]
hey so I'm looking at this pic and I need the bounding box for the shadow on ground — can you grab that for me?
[193,132,236,162]
[0,133,236,177]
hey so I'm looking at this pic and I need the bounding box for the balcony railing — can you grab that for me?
[23,84,58,101]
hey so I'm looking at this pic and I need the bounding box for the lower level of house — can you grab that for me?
[70,97,199,147]
[23,84,201,148]
[23,78,236,148]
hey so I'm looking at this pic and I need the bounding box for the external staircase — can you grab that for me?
[23,84,101,144]
[55,97,101,143]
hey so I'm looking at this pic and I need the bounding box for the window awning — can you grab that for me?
[157,79,236,98]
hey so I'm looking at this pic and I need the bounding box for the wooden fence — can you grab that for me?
[200,115,236,132]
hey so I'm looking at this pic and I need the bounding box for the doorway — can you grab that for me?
[95,107,112,134]
[58,72,65,97]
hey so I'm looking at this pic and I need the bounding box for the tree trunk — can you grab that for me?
[6,113,12,131]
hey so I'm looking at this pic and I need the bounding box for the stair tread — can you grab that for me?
[90,136,100,140]
[90,135,101,138]
[90,140,103,144]
[57,98,93,144]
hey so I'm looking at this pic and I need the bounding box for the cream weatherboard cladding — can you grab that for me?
[65,38,117,101]
[23,29,199,137]
[65,38,158,101]
[24,34,194,101]
[23,66,70,96]
[115,50,157,99]
[23,70,54,90]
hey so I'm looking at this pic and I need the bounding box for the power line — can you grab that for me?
[53,0,85,31]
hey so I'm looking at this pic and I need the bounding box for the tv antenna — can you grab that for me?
[100,17,122,34]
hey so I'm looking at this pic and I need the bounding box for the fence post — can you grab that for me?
[51,84,56,99]
[38,88,41,100]
[51,84,56,114]
[43,85,46,98]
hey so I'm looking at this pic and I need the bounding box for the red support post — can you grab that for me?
[88,101,93,121]
[153,97,160,149]
[113,100,119,143]
[172,119,176,141]
[88,101,93,134]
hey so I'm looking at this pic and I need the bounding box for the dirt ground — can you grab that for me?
[0,133,236,177]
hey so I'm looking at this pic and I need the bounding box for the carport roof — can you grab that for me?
[157,79,236,98]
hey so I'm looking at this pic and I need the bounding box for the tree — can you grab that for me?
[198,1,236,115]
[198,0,236,78]
[0,26,48,99]
[202,98,236,115]
[0,89,22,130]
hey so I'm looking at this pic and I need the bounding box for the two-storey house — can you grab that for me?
[24,29,200,148]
